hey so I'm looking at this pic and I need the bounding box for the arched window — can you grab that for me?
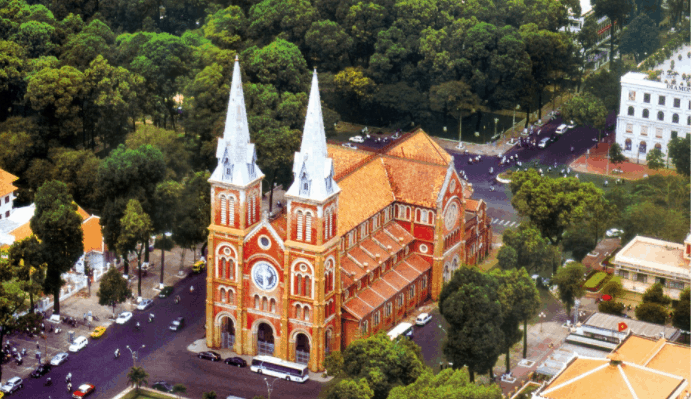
[296,305,302,319]
[254,295,260,308]
[672,113,679,123]
[218,258,225,279]
[227,259,235,281]
[228,197,235,226]
[639,141,647,154]
[220,288,226,302]
[304,307,310,321]
[642,109,649,118]
[296,211,304,240]
[296,275,302,296]
[654,143,662,151]
[270,299,276,313]
[305,213,312,242]
[688,116,691,125]
[627,106,634,116]
[324,209,330,240]
[657,111,664,121]
[330,211,335,237]
[405,207,411,220]
[220,196,227,225]
[305,275,312,298]
[262,297,268,311]
[228,291,234,305]
[625,139,632,151]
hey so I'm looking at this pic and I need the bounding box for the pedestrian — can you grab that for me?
[570,146,574,153]
[67,382,72,392]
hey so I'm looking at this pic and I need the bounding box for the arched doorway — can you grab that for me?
[443,264,450,282]
[639,141,647,154]
[220,316,235,348]
[295,333,310,364]
[257,323,275,355]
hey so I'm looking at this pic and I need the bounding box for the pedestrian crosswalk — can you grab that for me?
[491,218,520,227]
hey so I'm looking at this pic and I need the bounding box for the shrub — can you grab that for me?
[679,54,682,60]
[584,272,608,291]
[671,60,675,69]
[599,301,625,315]
[635,302,668,324]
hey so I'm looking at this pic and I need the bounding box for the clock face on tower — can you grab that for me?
[252,262,278,291]
[444,203,458,230]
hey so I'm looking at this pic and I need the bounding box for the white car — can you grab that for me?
[1,377,23,394]
[349,135,364,143]
[415,313,432,326]
[567,120,576,129]
[50,352,69,366]
[563,259,576,266]
[137,299,154,311]
[341,143,357,149]
[115,311,133,324]
[606,228,624,237]
[68,336,88,353]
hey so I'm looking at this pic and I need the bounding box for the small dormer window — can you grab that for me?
[300,172,310,196]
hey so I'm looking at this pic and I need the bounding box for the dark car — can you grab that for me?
[198,351,221,361]
[152,381,174,393]
[159,286,174,298]
[169,316,184,331]
[224,357,247,367]
[30,363,51,378]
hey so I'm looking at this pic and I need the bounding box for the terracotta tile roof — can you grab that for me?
[82,216,103,253]
[342,296,372,320]
[370,276,398,299]
[0,169,18,197]
[404,253,432,273]
[76,206,90,221]
[382,157,447,208]
[384,129,451,166]
[341,272,354,288]
[384,223,415,247]
[380,267,409,291]
[359,240,387,265]
[348,246,377,271]
[327,144,374,177]
[542,358,684,399]
[392,261,420,283]
[465,198,482,212]
[269,213,287,241]
[341,256,365,284]
[334,158,394,237]
[9,222,32,242]
[358,287,385,309]
[372,229,402,253]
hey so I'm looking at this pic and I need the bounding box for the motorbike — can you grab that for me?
[148,313,155,323]
[45,378,52,386]
[114,349,120,359]
[15,355,22,365]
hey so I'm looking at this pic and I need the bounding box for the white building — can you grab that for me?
[560,0,618,70]
[616,72,691,163]
[613,233,691,300]
[0,169,17,221]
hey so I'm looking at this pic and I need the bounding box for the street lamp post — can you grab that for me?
[513,105,520,136]
[494,118,499,146]
[539,312,547,333]
[126,344,146,368]
[264,377,281,399]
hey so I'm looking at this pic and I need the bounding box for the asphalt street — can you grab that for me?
[9,271,322,399]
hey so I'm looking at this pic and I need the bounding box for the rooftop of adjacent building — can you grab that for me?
[584,313,680,340]
[0,169,18,198]
[614,234,690,275]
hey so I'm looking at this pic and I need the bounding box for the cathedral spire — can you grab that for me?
[286,69,339,202]
[210,57,263,186]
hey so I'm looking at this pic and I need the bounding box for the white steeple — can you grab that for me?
[286,69,339,202]
[210,56,263,186]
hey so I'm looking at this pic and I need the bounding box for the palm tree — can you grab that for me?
[127,366,149,391]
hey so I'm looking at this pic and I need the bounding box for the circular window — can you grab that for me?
[420,244,429,254]
[223,247,231,256]
[258,235,271,250]
[300,263,308,272]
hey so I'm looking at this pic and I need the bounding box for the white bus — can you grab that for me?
[387,322,414,341]
[250,355,310,383]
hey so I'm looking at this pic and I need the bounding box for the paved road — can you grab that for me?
[9,271,322,399]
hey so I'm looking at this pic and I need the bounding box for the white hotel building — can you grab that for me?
[615,72,691,163]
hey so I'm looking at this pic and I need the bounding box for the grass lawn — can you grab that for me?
[124,390,179,399]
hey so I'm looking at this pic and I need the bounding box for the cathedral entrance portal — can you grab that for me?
[220,316,235,349]
[257,323,275,356]
[295,333,310,364]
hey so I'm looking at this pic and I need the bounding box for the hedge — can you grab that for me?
[584,272,608,291]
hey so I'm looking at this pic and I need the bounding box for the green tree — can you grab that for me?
[305,20,353,70]
[671,288,690,331]
[247,0,318,47]
[203,5,247,50]
[583,69,622,112]
[642,282,672,306]
[499,224,556,274]
[31,180,83,314]
[117,199,153,297]
[60,19,115,70]
[243,38,309,94]
[323,378,374,399]
[562,224,597,261]
[152,180,182,285]
[172,171,211,270]
[635,302,668,324]
[618,13,658,63]
[576,17,598,51]
[8,236,45,313]
[608,143,627,165]
[340,332,425,399]
[561,92,607,141]
[594,0,634,62]
[127,366,149,390]
[496,245,517,270]
[621,202,688,244]
[0,40,27,121]
[97,266,132,318]
[439,267,503,382]
[48,148,101,209]
[387,368,503,399]
[583,195,618,244]
[126,124,191,181]
[667,135,690,177]
[598,301,625,315]
[12,20,57,58]
[509,169,604,245]
[552,261,585,317]
[646,148,665,170]
[601,280,624,299]
[323,350,345,377]
[0,257,31,382]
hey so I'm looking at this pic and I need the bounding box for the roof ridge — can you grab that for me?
[616,364,640,399]
[641,339,668,366]
[543,362,610,396]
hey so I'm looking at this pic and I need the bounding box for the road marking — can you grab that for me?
[492,218,498,224]
[509,221,517,227]
[503,220,511,226]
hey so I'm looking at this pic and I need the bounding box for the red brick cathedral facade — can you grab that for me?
[205,59,492,372]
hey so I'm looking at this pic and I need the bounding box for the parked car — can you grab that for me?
[415,313,432,326]
[72,383,95,398]
[115,312,133,324]
[555,124,569,135]
[0,377,23,394]
[30,364,51,378]
[89,326,106,339]
[224,357,247,367]
[198,351,222,361]
[538,137,550,149]
[137,299,154,311]
[50,352,69,366]
[349,135,364,143]
[69,336,88,353]
[159,286,174,298]
[169,316,184,332]
[341,143,357,149]
[152,381,174,393]
[606,228,624,237]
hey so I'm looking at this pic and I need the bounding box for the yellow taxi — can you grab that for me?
[89,326,106,339]
[192,260,206,274]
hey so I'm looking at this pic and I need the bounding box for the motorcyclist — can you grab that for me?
[175,295,181,304]
[190,285,194,294]
[136,322,140,330]
[66,372,72,383]
[115,349,120,358]
[45,377,51,386]
[67,382,72,392]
